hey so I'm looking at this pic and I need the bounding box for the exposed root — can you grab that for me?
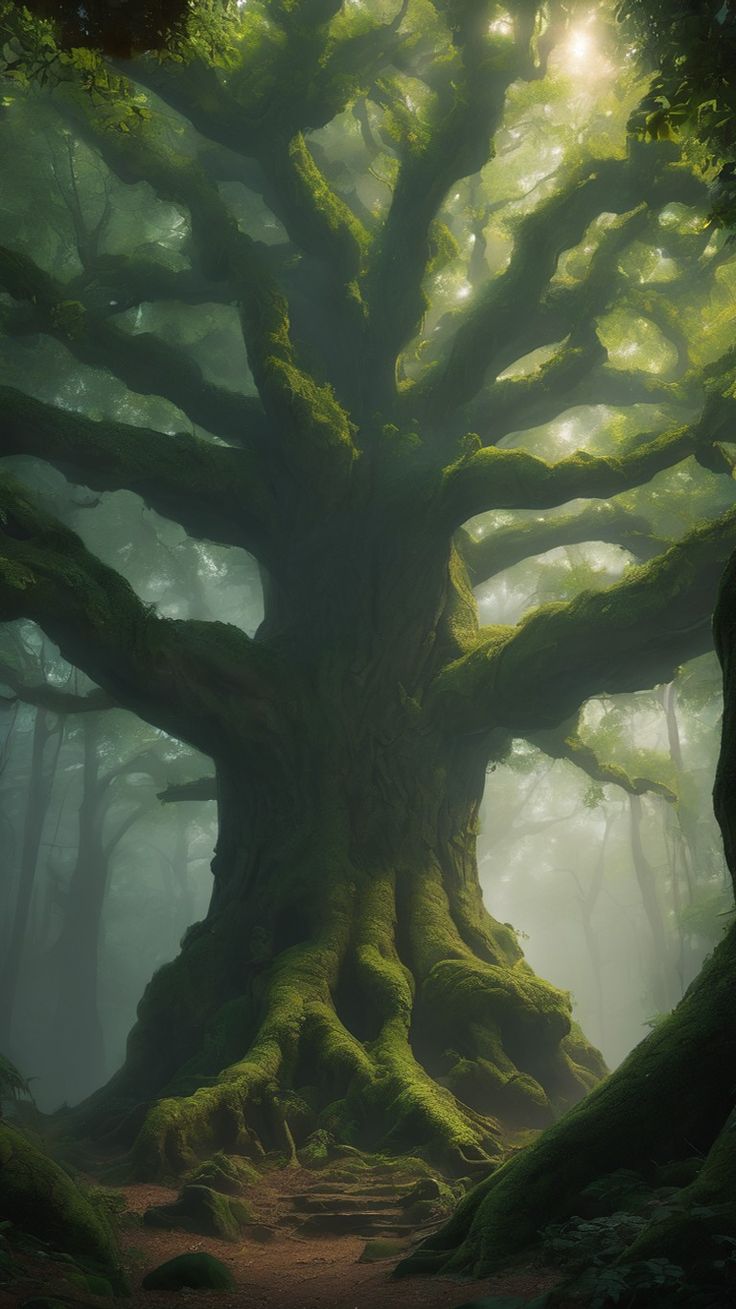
[116,863,605,1183]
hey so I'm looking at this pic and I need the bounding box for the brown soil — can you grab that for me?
[1,1166,563,1307]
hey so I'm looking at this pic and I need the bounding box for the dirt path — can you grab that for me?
[0,1164,561,1307]
[117,1170,561,1308]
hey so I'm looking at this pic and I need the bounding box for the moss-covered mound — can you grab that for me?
[141,1251,235,1290]
[0,1123,124,1289]
[143,1182,254,1240]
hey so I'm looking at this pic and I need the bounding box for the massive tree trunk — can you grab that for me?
[4,0,736,1200]
[79,530,605,1178]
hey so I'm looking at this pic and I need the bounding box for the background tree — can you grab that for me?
[1,0,736,1180]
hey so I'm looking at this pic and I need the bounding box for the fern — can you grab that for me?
[0,1054,33,1108]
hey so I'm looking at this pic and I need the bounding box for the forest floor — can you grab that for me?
[115,1172,562,1307]
[1,1163,564,1307]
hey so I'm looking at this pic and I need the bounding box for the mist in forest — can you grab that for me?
[1,0,735,1119]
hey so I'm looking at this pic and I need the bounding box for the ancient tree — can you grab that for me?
[1,0,736,1180]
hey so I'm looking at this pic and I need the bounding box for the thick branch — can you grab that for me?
[459,503,662,585]
[431,507,736,735]
[0,474,281,757]
[0,387,272,554]
[462,358,692,453]
[442,410,733,526]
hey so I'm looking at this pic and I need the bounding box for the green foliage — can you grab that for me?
[619,1,736,217]
[543,1212,648,1269]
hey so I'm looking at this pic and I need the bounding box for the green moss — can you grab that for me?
[144,1183,255,1241]
[0,1124,124,1289]
[399,923,736,1277]
[186,1151,260,1194]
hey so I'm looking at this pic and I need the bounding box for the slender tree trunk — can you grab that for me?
[0,708,62,1050]
[48,716,109,1104]
[628,793,678,1012]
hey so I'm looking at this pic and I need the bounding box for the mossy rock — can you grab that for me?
[143,1183,254,1241]
[0,1124,123,1290]
[141,1251,236,1290]
[299,1128,339,1167]
[186,1151,260,1194]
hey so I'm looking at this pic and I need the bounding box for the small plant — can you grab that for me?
[0,1054,34,1114]
[542,1212,647,1270]
[578,1257,685,1307]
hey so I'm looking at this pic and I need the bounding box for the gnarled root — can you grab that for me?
[77,858,605,1182]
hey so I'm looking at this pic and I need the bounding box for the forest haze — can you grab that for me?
[0,0,735,1200]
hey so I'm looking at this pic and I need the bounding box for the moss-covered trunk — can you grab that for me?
[77,511,604,1179]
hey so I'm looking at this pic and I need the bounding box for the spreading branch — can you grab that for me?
[59,92,359,486]
[431,505,736,736]
[407,148,708,425]
[0,244,271,446]
[0,661,114,714]
[0,474,282,758]
[463,360,688,451]
[0,387,273,555]
[363,24,525,380]
[459,503,661,585]
[158,776,217,804]
[442,407,734,527]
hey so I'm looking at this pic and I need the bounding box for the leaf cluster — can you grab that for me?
[6,0,192,57]
[618,1,736,217]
